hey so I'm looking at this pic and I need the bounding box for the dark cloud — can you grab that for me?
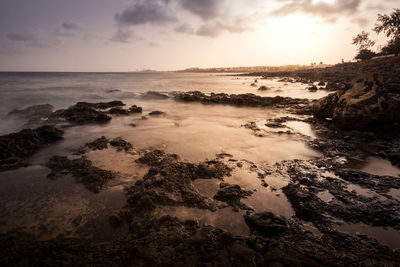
[115,0,176,26]
[62,22,80,31]
[110,29,136,43]
[180,0,222,20]
[272,0,362,22]
[6,32,36,42]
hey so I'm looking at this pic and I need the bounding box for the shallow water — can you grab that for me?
[0,72,398,247]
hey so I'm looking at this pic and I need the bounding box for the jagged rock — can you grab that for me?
[109,137,133,151]
[313,74,400,130]
[308,85,318,92]
[0,126,64,171]
[85,136,109,150]
[174,91,308,107]
[245,212,288,237]
[213,183,253,211]
[127,150,232,214]
[46,155,116,193]
[51,102,112,124]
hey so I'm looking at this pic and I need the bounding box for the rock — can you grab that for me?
[85,136,109,150]
[318,81,326,86]
[308,85,318,92]
[313,73,400,130]
[51,102,111,124]
[149,111,166,116]
[213,183,253,211]
[175,91,309,108]
[0,126,64,171]
[258,85,269,91]
[46,155,116,193]
[141,91,169,99]
[109,137,133,151]
[245,212,288,237]
[250,83,257,87]
[128,150,232,214]
[108,105,142,115]
[128,105,142,113]
[388,153,400,167]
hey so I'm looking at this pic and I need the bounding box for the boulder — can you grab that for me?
[313,73,400,130]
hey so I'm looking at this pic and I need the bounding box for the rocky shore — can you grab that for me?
[1,66,400,266]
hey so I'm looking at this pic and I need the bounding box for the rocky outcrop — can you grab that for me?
[126,150,232,215]
[46,155,116,193]
[174,91,308,107]
[0,126,64,171]
[213,183,253,211]
[49,101,143,125]
[50,102,113,124]
[313,73,400,130]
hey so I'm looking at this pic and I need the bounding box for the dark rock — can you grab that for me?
[175,91,309,108]
[51,102,111,124]
[213,183,253,211]
[149,111,166,116]
[313,74,400,130]
[307,85,318,92]
[46,155,116,193]
[85,136,109,150]
[108,105,142,115]
[318,81,326,86]
[127,150,232,214]
[128,105,142,113]
[109,137,133,151]
[0,126,64,171]
[258,85,269,91]
[245,212,288,237]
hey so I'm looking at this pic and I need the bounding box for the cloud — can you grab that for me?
[62,22,80,31]
[174,23,195,34]
[351,17,369,27]
[6,32,58,48]
[110,29,137,43]
[196,20,248,37]
[179,0,222,20]
[272,0,362,22]
[6,32,36,42]
[115,0,176,26]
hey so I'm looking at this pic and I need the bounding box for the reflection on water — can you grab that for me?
[0,166,128,241]
[153,206,250,237]
[360,157,400,177]
[335,222,400,249]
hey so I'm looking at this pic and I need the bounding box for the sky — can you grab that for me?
[0,0,397,72]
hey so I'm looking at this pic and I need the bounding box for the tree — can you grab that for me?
[355,49,376,61]
[373,9,400,55]
[373,9,400,39]
[352,31,376,51]
[381,37,400,56]
[352,31,376,61]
